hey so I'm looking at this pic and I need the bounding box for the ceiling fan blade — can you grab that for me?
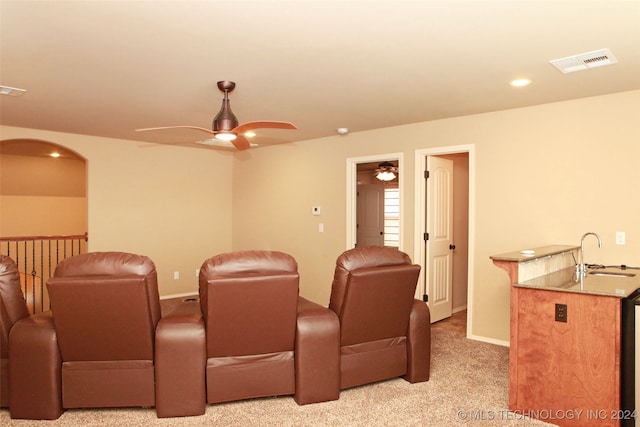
[135,125,217,136]
[231,135,251,151]
[233,121,297,134]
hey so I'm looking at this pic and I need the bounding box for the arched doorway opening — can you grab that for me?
[0,139,88,312]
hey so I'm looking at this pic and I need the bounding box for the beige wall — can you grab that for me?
[1,152,87,236]
[1,195,87,236]
[0,126,235,297]
[2,90,638,342]
[232,90,640,343]
[1,152,86,196]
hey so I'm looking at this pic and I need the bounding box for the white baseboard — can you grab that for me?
[467,333,510,347]
[452,304,467,313]
[160,291,198,300]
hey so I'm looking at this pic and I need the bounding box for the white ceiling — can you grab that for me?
[1,0,639,151]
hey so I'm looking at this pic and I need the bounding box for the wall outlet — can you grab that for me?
[616,231,626,245]
[173,271,180,280]
[555,303,567,322]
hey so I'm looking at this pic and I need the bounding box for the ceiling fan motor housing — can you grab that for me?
[213,98,238,132]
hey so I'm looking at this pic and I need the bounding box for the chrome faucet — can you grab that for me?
[579,232,602,277]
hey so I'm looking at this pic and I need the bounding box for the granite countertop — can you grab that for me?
[490,245,579,263]
[515,266,640,298]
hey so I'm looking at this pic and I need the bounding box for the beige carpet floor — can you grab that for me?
[1,311,555,427]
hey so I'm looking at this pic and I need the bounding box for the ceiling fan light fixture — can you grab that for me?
[376,171,396,181]
[197,138,258,149]
[214,132,237,141]
[375,161,398,181]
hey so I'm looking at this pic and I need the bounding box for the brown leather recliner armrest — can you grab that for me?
[9,311,63,420]
[404,299,431,383]
[155,299,206,418]
[294,296,340,405]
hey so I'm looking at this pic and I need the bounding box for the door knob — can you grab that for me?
[449,244,456,250]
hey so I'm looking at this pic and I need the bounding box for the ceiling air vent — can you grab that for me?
[550,49,617,74]
[0,85,27,97]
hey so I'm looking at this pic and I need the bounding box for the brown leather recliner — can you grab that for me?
[198,250,340,405]
[3,254,63,419]
[329,246,431,389]
[10,251,205,419]
[0,255,28,408]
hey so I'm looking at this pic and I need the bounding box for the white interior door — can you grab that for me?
[425,156,454,322]
[357,184,385,247]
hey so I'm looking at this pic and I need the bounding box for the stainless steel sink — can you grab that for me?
[588,271,636,278]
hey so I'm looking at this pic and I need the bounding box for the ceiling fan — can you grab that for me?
[136,81,296,151]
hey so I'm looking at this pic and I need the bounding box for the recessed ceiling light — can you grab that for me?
[337,128,349,135]
[50,152,61,158]
[510,79,532,87]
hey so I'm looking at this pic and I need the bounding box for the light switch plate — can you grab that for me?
[616,231,626,245]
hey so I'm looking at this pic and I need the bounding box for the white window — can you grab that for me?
[384,187,400,247]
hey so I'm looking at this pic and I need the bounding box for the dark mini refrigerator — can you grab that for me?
[621,289,640,427]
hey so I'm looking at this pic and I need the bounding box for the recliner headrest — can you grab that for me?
[335,246,411,272]
[53,252,156,277]
[200,250,297,277]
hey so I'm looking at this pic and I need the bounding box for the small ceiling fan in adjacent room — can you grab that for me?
[136,81,297,151]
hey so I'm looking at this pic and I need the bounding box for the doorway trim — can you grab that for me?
[346,152,404,251]
[414,144,475,338]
